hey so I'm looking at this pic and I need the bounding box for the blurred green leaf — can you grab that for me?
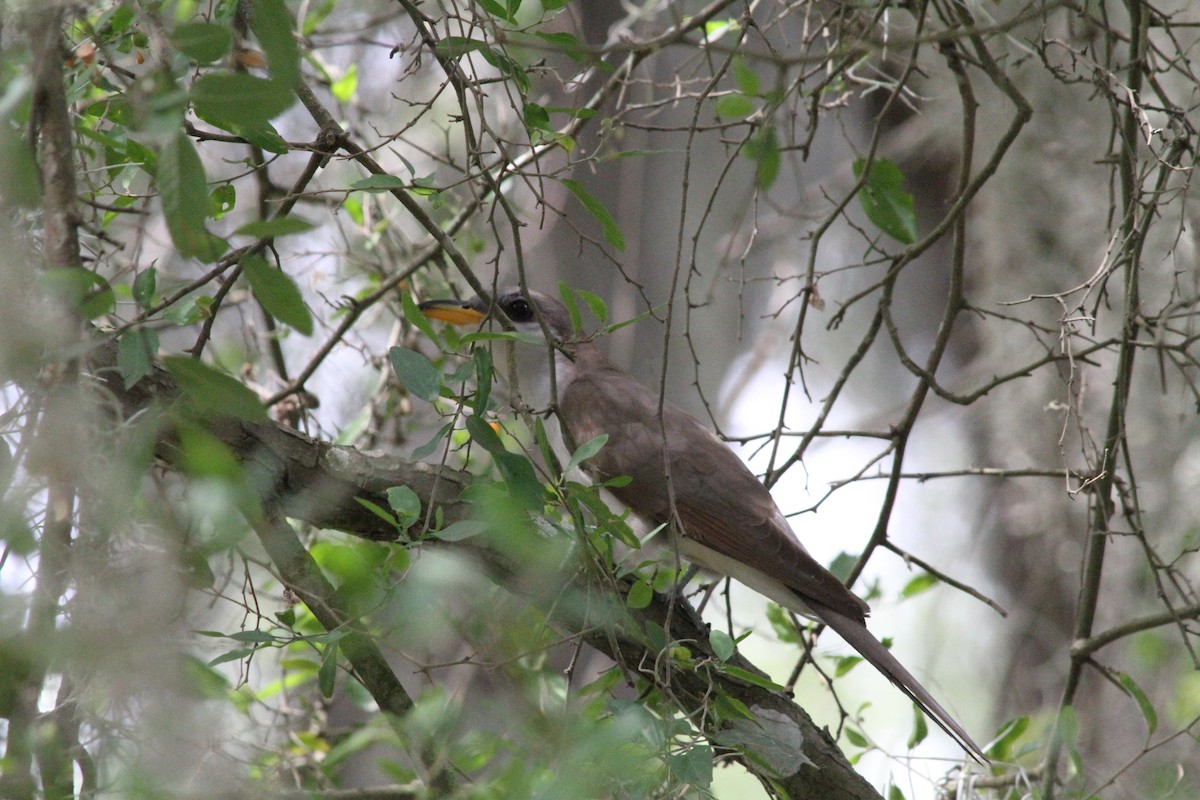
[158,131,227,261]
[192,73,296,128]
[834,655,862,677]
[235,217,314,238]
[987,715,1029,761]
[431,519,486,541]
[387,486,422,530]
[1117,670,1158,734]
[172,22,232,63]
[826,551,858,583]
[117,328,159,389]
[534,31,589,63]
[177,426,244,481]
[667,743,713,788]
[330,65,357,102]
[388,347,440,402]
[0,125,40,208]
[242,253,313,335]
[318,640,338,698]
[709,629,735,661]
[564,434,608,474]
[435,37,489,58]
[627,579,652,609]
[164,356,267,422]
[901,572,938,598]
[354,496,400,530]
[350,174,407,191]
[731,57,761,96]
[852,157,918,244]
[907,703,929,749]
[410,422,452,461]
[561,179,625,252]
[249,0,301,88]
[744,126,780,190]
[40,268,115,320]
[716,93,754,118]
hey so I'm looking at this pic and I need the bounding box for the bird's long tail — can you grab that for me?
[808,600,989,764]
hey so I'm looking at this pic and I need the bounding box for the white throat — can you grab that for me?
[496,339,576,415]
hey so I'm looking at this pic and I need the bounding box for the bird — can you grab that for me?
[419,287,987,762]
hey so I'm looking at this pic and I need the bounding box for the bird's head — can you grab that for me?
[418,288,574,346]
[418,288,577,411]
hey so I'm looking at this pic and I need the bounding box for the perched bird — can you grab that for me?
[419,287,986,762]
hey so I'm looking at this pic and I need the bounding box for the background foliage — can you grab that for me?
[1,0,1199,798]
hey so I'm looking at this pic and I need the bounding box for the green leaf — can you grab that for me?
[717,665,786,692]
[235,217,315,239]
[410,422,452,461]
[833,655,862,677]
[731,57,761,96]
[464,415,505,456]
[192,73,296,129]
[561,179,625,251]
[888,785,907,800]
[177,425,244,481]
[163,356,268,422]
[709,629,735,661]
[844,727,869,748]
[318,640,338,698]
[158,132,227,261]
[564,434,608,474]
[524,101,551,133]
[477,0,517,24]
[0,124,40,208]
[557,282,583,333]
[744,126,780,190]
[900,572,938,598]
[1117,670,1158,733]
[400,291,439,342]
[208,647,256,667]
[354,496,399,529]
[667,744,713,788]
[172,22,233,63]
[828,551,858,583]
[986,715,1029,761]
[471,347,493,417]
[249,0,301,88]
[180,654,232,699]
[907,703,929,749]
[494,452,543,511]
[430,519,487,542]
[388,347,440,402]
[117,328,159,389]
[627,579,652,609]
[330,64,358,102]
[435,37,489,59]
[852,157,918,244]
[716,93,754,118]
[576,289,608,323]
[210,184,236,218]
[386,486,422,530]
[533,31,589,63]
[242,253,314,335]
[40,268,115,320]
[350,174,407,192]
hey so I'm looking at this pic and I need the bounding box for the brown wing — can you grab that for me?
[559,351,868,622]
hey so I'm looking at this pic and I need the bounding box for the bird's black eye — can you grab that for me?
[505,297,533,322]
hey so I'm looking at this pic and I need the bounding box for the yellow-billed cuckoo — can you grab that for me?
[420,288,986,762]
